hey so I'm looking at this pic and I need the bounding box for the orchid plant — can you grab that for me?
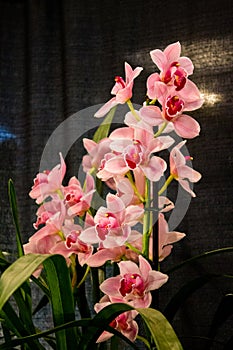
[0,42,231,350]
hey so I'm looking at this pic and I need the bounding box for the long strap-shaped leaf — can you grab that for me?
[8,179,24,257]
[0,253,51,311]
[137,308,184,350]
[43,254,77,350]
[77,303,137,349]
[163,274,229,322]
[166,247,233,274]
[0,301,45,350]
[93,106,116,142]
[0,254,77,349]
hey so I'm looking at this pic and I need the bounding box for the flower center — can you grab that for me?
[165,95,184,120]
[173,67,187,91]
[65,191,82,206]
[163,62,187,91]
[119,273,144,297]
[66,231,79,248]
[115,76,126,88]
[123,140,143,170]
[95,213,119,241]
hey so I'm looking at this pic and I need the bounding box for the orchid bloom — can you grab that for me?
[79,193,143,249]
[82,137,112,173]
[50,230,93,266]
[94,62,143,118]
[156,213,185,261]
[140,81,203,139]
[85,234,142,267]
[94,297,138,343]
[97,125,174,182]
[170,140,202,197]
[99,255,168,308]
[29,153,66,204]
[147,41,194,98]
[63,174,95,217]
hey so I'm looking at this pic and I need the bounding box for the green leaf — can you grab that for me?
[137,308,184,350]
[166,247,233,274]
[78,303,136,349]
[207,294,233,348]
[0,319,88,350]
[8,179,24,258]
[32,294,49,315]
[0,254,10,272]
[93,106,116,143]
[0,253,51,311]
[164,274,218,322]
[0,301,45,350]
[43,254,77,350]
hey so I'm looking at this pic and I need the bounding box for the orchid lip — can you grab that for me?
[115,75,126,88]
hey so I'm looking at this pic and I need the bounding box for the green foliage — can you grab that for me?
[93,106,116,143]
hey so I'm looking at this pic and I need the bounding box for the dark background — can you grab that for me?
[0,0,232,349]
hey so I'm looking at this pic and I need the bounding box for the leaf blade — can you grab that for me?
[137,308,184,350]
[0,253,51,311]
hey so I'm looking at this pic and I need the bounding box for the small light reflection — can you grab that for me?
[200,92,222,106]
[0,127,16,142]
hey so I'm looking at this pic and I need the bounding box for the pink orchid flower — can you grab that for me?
[170,140,202,197]
[147,41,194,98]
[33,195,66,229]
[94,297,138,343]
[140,81,203,139]
[158,196,175,213]
[50,230,93,266]
[82,137,112,172]
[85,235,142,267]
[63,174,95,217]
[29,153,66,204]
[79,193,143,249]
[99,255,168,308]
[151,213,186,261]
[94,62,143,118]
[97,125,174,182]
[23,234,61,277]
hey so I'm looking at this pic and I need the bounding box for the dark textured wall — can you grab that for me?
[0,1,232,349]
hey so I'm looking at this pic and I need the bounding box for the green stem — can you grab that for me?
[142,179,151,258]
[77,265,90,288]
[158,174,174,195]
[149,98,157,105]
[126,171,145,202]
[136,335,151,349]
[127,100,140,121]
[125,243,142,255]
[154,122,168,138]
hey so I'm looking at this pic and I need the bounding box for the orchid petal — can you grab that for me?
[178,56,194,75]
[178,178,196,197]
[79,226,99,244]
[173,114,200,139]
[139,105,163,126]
[164,41,181,63]
[178,165,202,182]
[104,156,128,174]
[94,97,117,118]
[118,260,140,276]
[150,49,167,71]
[141,156,166,182]
[100,276,122,297]
[106,193,125,213]
[147,270,169,291]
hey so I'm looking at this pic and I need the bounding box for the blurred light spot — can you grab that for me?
[201,92,222,106]
[0,127,16,142]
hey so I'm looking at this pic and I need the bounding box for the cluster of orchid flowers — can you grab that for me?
[24,42,203,343]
